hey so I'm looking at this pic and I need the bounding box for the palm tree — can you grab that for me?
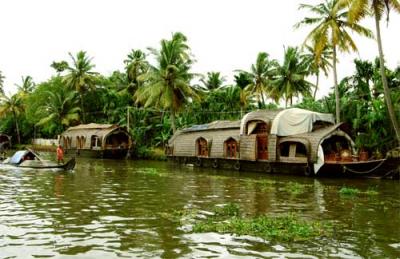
[0,93,24,144]
[63,51,98,123]
[301,44,332,99]
[0,71,5,94]
[200,72,226,91]
[134,32,197,133]
[36,89,80,130]
[242,52,277,106]
[295,0,373,123]
[273,47,313,107]
[234,72,252,116]
[124,49,148,95]
[16,76,35,96]
[342,0,400,144]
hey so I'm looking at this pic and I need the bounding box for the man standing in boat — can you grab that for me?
[57,144,64,164]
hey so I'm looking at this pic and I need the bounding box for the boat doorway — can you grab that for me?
[249,122,269,161]
[257,135,268,160]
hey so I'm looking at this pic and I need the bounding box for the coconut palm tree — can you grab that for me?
[124,49,149,95]
[234,72,252,117]
[63,51,98,123]
[301,44,333,99]
[341,0,400,144]
[273,47,313,107]
[35,89,81,130]
[242,52,277,106]
[0,93,24,144]
[16,75,35,96]
[200,72,226,91]
[295,0,373,122]
[135,32,197,133]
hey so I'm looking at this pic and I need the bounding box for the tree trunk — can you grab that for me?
[80,93,85,123]
[313,72,320,100]
[170,109,176,134]
[13,111,21,144]
[261,91,266,107]
[374,14,400,145]
[333,45,340,123]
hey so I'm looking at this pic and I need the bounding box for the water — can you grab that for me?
[0,156,399,258]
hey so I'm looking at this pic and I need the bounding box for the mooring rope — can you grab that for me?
[343,158,387,175]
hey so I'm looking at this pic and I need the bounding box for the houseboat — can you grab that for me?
[166,108,399,178]
[60,123,131,158]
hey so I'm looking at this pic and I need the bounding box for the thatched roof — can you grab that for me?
[66,123,116,131]
[279,123,353,162]
[240,109,282,135]
[61,123,127,140]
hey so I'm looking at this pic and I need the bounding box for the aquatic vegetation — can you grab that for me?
[213,203,241,218]
[187,203,331,242]
[160,208,199,223]
[364,187,379,196]
[339,186,360,196]
[137,167,168,177]
[193,211,331,242]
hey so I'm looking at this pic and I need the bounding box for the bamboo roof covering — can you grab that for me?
[61,124,125,139]
[240,109,282,135]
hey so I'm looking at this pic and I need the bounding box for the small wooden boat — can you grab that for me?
[1,149,75,171]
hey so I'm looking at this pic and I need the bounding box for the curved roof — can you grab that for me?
[61,124,128,141]
[239,109,282,135]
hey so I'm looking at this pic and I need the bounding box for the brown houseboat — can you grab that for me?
[166,108,399,178]
[60,123,131,158]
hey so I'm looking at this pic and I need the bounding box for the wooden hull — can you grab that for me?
[1,157,76,171]
[170,156,309,176]
[169,156,399,179]
[65,148,128,159]
[318,158,399,179]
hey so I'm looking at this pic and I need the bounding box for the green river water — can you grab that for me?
[0,156,399,258]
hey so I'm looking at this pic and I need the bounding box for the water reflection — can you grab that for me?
[0,157,399,258]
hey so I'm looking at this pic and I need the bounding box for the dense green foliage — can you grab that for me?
[0,0,399,154]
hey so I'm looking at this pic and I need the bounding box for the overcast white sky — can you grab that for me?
[1,0,399,98]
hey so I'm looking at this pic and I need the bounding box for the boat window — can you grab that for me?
[91,135,101,148]
[76,136,81,149]
[196,137,209,157]
[80,136,86,148]
[279,141,307,158]
[224,138,238,158]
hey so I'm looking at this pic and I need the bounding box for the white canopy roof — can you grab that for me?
[270,108,335,136]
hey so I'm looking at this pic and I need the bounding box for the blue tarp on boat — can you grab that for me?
[9,150,29,164]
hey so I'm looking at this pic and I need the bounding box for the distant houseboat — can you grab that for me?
[60,123,131,158]
[166,108,399,178]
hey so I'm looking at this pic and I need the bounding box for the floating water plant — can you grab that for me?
[339,186,360,196]
[364,187,379,196]
[189,204,331,242]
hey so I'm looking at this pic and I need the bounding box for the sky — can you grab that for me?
[1,0,399,99]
